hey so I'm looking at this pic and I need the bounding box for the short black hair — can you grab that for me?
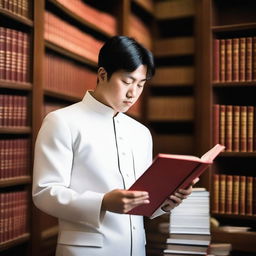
[98,36,155,80]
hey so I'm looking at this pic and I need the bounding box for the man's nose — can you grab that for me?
[127,85,137,98]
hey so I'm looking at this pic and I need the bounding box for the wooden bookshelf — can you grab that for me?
[0,8,33,27]
[0,127,31,134]
[45,40,97,68]
[0,233,30,252]
[196,0,256,254]
[44,88,81,102]
[0,80,32,90]
[47,0,113,38]
[0,176,31,188]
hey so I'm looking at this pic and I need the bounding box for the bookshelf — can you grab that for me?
[196,0,256,255]
[32,0,154,256]
[144,1,198,255]
[0,0,33,255]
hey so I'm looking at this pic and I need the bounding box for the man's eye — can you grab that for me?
[122,80,131,85]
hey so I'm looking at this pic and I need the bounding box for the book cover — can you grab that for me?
[127,144,225,216]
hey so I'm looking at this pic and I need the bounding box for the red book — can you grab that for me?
[232,38,239,82]
[239,176,246,215]
[246,37,252,81]
[239,38,246,82]
[233,105,240,152]
[212,174,220,213]
[219,105,226,148]
[128,144,225,216]
[246,176,253,216]
[213,39,220,82]
[240,106,247,152]
[225,39,232,82]
[213,104,220,145]
[219,174,226,214]
[226,175,233,214]
[225,105,233,151]
[253,37,256,81]
[232,175,240,215]
[247,106,254,152]
[220,39,226,82]
[253,177,256,215]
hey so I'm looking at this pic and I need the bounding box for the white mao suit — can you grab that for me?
[33,91,165,256]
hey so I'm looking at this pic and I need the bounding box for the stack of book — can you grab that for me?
[164,188,211,256]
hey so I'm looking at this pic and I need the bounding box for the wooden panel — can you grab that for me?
[154,37,194,57]
[153,134,194,155]
[155,0,195,20]
[148,96,194,121]
[150,67,194,86]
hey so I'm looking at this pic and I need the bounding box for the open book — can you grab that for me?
[128,144,225,217]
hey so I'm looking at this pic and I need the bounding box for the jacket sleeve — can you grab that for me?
[32,112,104,228]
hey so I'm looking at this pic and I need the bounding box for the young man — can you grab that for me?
[33,36,197,256]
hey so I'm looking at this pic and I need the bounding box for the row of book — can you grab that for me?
[44,53,96,98]
[0,190,28,244]
[0,94,28,127]
[212,174,256,216]
[213,37,256,83]
[0,138,30,180]
[129,14,152,50]
[0,27,30,83]
[55,0,117,36]
[213,104,256,152]
[164,188,211,256]
[0,0,29,19]
[44,11,104,64]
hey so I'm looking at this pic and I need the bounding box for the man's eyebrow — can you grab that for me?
[124,74,147,82]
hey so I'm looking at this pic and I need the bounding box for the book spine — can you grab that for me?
[253,37,256,81]
[247,106,254,152]
[226,175,233,214]
[246,37,252,81]
[225,39,232,82]
[232,38,239,82]
[239,176,246,215]
[246,176,253,215]
[213,104,220,145]
[219,105,226,149]
[213,39,220,82]
[220,39,226,82]
[240,106,247,152]
[233,105,240,152]
[212,174,219,213]
[225,105,233,151]
[239,37,246,82]
[232,175,240,215]
[219,174,226,214]
[253,177,256,215]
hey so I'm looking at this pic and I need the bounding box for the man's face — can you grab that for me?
[102,64,147,114]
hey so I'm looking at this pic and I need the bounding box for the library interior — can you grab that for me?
[0,0,255,256]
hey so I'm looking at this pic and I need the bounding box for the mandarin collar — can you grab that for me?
[82,91,120,118]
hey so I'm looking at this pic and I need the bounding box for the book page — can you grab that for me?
[200,144,225,162]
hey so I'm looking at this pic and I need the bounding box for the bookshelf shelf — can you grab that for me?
[0,8,33,27]
[211,229,256,253]
[47,0,112,38]
[0,127,31,134]
[0,80,32,91]
[0,233,30,252]
[45,40,97,68]
[213,82,256,87]
[220,152,256,158]
[44,89,81,102]
[212,22,256,32]
[0,176,31,188]
[212,213,256,221]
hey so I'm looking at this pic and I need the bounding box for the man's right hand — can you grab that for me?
[101,189,149,214]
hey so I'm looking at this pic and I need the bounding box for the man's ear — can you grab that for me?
[98,67,107,82]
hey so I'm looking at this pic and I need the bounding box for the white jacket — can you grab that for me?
[33,91,165,256]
